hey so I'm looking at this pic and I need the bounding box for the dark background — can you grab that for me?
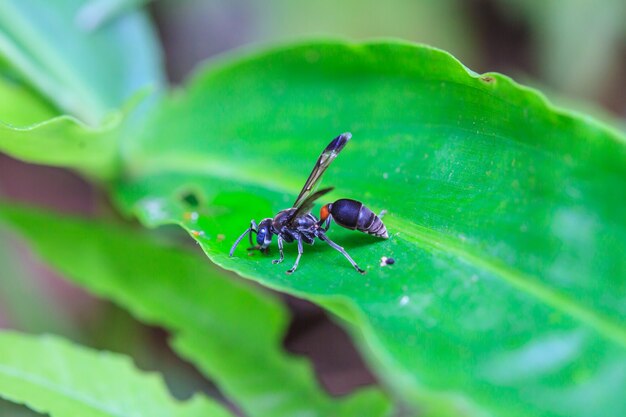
[1,0,625,414]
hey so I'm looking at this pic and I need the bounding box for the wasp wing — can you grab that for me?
[287,187,334,227]
[292,132,351,209]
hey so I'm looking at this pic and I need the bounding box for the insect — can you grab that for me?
[229,132,388,274]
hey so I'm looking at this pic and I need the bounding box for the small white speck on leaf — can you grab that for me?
[399,295,410,306]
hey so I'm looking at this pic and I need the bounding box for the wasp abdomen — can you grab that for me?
[327,199,388,239]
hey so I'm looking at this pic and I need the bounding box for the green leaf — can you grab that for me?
[0,74,131,180]
[0,115,121,180]
[0,73,56,125]
[0,0,163,125]
[0,331,232,417]
[112,41,626,417]
[0,205,392,417]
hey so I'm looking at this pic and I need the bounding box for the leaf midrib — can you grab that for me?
[127,153,626,349]
[393,219,626,347]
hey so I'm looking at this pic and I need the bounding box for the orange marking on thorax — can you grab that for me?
[320,204,330,221]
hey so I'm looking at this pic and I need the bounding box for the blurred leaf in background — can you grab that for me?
[0,223,228,416]
[0,331,233,417]
[0,0,164,125]
[0,0,166,178]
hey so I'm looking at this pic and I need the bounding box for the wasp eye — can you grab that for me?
[256,228,266,245]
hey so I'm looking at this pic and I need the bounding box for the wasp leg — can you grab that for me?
[318,216,332,232]
[286,237,303,274]
[272,235,285,264]
[318,233,365,274]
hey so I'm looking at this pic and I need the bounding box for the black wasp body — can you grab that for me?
[229,133,388,274]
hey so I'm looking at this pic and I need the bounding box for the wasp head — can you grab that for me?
[256,218,274,249]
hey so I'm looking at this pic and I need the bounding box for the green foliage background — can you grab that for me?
[0,1,625,417]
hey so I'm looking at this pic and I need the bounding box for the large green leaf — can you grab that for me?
[0,205,391,417]
[0,0,163,125]
[112,41,626,417]
[0,331,232,417]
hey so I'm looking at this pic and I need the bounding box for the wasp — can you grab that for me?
[229,133,388,274]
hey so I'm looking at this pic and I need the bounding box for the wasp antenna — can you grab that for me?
[230,227,253,257]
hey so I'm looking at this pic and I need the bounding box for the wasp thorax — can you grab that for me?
[272,209,295,229]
